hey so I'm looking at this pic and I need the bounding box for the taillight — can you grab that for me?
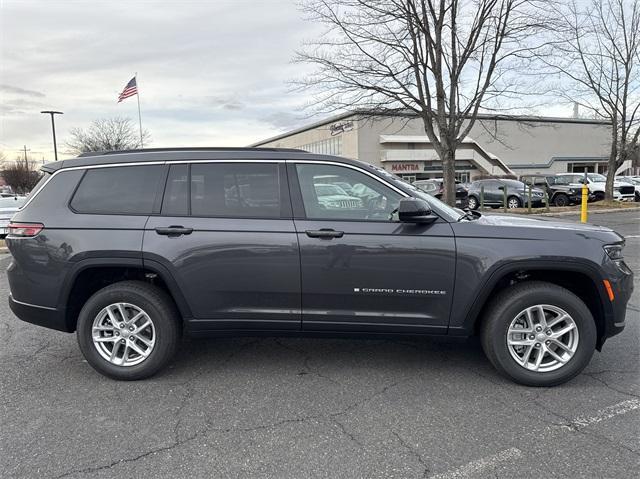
[8,222,44,237]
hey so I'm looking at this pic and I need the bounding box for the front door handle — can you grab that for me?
[155,226,193,237]
[305,229,344,239]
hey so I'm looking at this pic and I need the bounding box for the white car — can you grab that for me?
[0,196,27,237]
[554,173,635,201]
[615,176,640,201]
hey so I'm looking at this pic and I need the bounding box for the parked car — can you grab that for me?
[6,148,632,386]
[519,175,591,207]
[466,179,545,210]
[414,178,469,208]
[0,196,27,238]
[314,183,363,209]
[615,176,640,201]
[554,173,635,202]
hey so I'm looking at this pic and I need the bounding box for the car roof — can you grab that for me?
[41,147,360,172]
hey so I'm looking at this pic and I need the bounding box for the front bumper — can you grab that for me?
[8,295,70,333]
[601,263,634,343]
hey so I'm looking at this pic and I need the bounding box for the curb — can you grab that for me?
[488,206,640,217]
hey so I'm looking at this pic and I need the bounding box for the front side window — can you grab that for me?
[191,163,280,217]
[71,165,164,214]
[295,163,403,221]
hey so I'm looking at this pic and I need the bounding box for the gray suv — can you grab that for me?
[6,148,633,386]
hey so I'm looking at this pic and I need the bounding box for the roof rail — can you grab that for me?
[77,147,306,157]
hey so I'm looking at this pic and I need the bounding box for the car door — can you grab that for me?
[289,161,456,334]
[142,161,301,331]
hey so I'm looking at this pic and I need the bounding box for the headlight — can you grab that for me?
[604,243,624,260]
[604,243,631,274]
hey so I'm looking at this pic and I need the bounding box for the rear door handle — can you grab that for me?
[305,229,344,239]
[155,226,193,237]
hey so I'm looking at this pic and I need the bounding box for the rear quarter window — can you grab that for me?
[70,165,165,215]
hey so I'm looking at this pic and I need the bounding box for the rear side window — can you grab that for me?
[191,163,280,217]
[70,165,164,214]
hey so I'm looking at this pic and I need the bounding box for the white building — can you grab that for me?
[251,112,612,183]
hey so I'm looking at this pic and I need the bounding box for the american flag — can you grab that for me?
[117,77,138,102]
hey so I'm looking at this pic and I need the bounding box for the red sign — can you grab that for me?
[390,163,421,172]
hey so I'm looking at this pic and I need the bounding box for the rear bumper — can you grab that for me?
[8,295,70,333]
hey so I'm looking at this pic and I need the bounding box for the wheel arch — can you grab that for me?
[60,258,192,332]
[458,260,612,350]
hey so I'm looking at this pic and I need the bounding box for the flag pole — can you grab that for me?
[135,72,144,148]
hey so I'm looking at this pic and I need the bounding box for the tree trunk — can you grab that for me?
[605,125,618,202]
[442,147,457,207]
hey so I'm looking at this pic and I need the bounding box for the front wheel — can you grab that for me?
[76,281,181,380]
[480,281,596,386]
[507,196,521,209]
[553,193,570,207]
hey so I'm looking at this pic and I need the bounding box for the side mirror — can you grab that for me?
[398,198,438,224]
[497,185,504,190]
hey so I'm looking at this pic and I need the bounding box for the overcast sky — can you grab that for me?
[1,0,323,162]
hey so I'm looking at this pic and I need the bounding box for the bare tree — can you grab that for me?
[541,0,640,199]
[1,156,42,194]
[66,117,150,154]
[295,0,549,205]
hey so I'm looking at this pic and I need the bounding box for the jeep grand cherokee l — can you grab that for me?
[6,148,633,386]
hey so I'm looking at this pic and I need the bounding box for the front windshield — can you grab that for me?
[364,163,464,220]
[587,173,606,182]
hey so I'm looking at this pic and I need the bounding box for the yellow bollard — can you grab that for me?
[580,184,589,223]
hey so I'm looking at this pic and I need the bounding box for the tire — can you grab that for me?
[553,193,569,207]
[507,196,521,209]
[594,191,605,201]
[467,195,479,210]
[480,281,596,387]
[76,281,181,380]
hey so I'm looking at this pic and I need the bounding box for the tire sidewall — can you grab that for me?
[468,195,479,210]
[77,285,177,380]
[485,287,596,386]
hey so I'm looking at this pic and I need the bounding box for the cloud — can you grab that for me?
[0,84,46,98]
[0,0,324,160]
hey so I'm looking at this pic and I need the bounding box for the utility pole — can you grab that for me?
[23,145,30,168]
[41,110,63,161]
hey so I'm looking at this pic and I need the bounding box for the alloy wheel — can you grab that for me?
[506,304,579,372]
[91,303,156,366]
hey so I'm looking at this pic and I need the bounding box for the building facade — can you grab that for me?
[251,113,612,182]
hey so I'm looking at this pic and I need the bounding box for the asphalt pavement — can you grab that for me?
[0,210,638,478]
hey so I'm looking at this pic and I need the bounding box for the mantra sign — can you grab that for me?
[389,163,422,173]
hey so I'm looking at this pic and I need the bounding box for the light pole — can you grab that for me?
[40,110,63,161]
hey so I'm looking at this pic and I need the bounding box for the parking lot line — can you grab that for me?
[558,399,640,431]
[430,400,640,478]
[428,448,523,479]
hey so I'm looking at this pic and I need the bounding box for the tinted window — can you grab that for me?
[71,165,164,214]
[296,163,403,221]
[191,163,280,217]
[162,164,188,215]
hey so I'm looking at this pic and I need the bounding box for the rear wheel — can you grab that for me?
[467,195,479,210]
[480,281,596,386]
[76,281,181,380]
[553,193,570,207]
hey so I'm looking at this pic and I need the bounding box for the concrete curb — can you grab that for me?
[490,206,640,217]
